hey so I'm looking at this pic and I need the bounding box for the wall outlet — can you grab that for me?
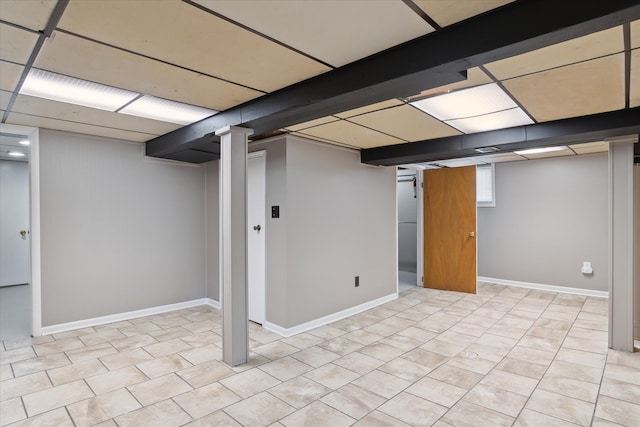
[581,261,593,274]
[355,276,359,287]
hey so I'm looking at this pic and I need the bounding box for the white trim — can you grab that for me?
[478,276,608,298]
[205,298,221,309]
[41,298,212,335]
[262,293,398,338]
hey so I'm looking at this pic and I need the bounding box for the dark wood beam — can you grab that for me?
[146,0,640,162]
[361,107,640,166]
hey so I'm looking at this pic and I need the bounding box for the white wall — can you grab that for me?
[204,160,220,301]
[478,154,608,292]
[39,130,206,326]
[634,164,639,339]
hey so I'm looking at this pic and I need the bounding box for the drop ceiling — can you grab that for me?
[0,0,638,162]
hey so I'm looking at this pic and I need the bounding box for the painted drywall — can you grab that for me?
[478,154,608,291]
[39,130,206,326]
[634,164,639,339]
[397,170,417,273]
[204,160,220,301]
[285,136,396,327]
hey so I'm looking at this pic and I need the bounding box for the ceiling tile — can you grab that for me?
[194,0,433,67]
[298,120,405,149]
[5,112,157,143]
[477,152,526,163]
[632,20,640,49]
[10,94,182,135]
[348,105,460,142]
[569,141,606,149]
[0,0,57,32]
[290,131,357,150]
[430,157,489,167]
[414,0,514,27]
[0,89,11,110]
[286,116,339,132]
[571,145,608,155]
[0,61,23,92]
[0,23,39,64]
[519,149,574,160]
[502,54,625,122]
[631,48,640,108]
[485,27,623,80]
[58,0,330,92]
[35,31,262,111]
[407,67,492,100]
[334,99,404,119]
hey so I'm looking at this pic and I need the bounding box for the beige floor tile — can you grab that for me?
[184,410,241,426]
[464,383,527,417]
[378,392,447,426]
[22,379,94,417]
[3,336,54,352]
[317,336,364,356]
[428,363,484,389]
[0,363,13,381]
[78,329,126,347]
[258,356,313,382]
[397,326,438,342]
[5,407,74,427]
[110,334,158,351]
[538,374,599,403]
[508,346,556,366]
[304,363,360,389]
[606,349,640,369]
[442,400,514,427]
[526,389,594,426]
[402,348,448,369]
[497,315,536,330]
[590,417,624,426]
[446,353,497,375]
[379,357,430,382]
[464,342,511,363]
[289,346,340,368]
[99,348,153,371]
[177,359,235,388]
[250,329,282,345]
[47,358,107,386]
[519,335,563,352]
[136,354,192,378]
[224,391,295,426]
[11,353,69,378]
[333,351,384,375]
[379,315,418,329]
[320,383,386,419]
[358,342,405,362]
[148,326,192,342]
[281,333,324,350]
[85,365,147,395]
[173,382,240,418]
[351,410,412,426]
[352,370,411,399]
[406,376,467,407]
[115,399,191,427]
[32,338,84,357]
[419,339,465,357]
[178,344,221,365]
[562,336,608,354]
[480,369,538,396]
[604,363,640,386]
[219,368,280,398]
[52,328,96,340]
[595,395,640,426]
[514,408,581,426]
[547,360,604,384]
[0,371,51,401]
[378,334,423,352]
[307,325,346,340]
[599,376,640,404]
[143,338,192,359]
[118,322,162,337]
[65,343,118,363]
[180,331,221,348]
[342,330,384,346]
[555,348,606,369]
[495,357,548,379]
[268,376,332,409]
[450,321,490,338]
[0,397,26,425]
[128,373,192,406]
[281,400,355,427]
[67,388,141,427]
[362,322,401,338]
[253,341,300,360]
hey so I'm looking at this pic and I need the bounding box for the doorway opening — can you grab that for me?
[397,169,419,292]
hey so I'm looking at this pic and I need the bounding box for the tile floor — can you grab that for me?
[1,282,639,426]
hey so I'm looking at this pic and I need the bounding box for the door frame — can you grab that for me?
[247,150,266,324]
[0,123,41,336]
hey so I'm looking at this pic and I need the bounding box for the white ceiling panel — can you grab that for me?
[194,0,433,68]
[334,99,404,119]
[485,26,623,80]
[632,20,640,49]
[0,89,11,110]
[348,105,461,142]
[5,112,157,143]
[58,0,330,92]
[300,120,404,149]
[0,23,39,64]
[477,152,526,163]
[0,61,23,92]
[503,54,625,122]
[286,116,340,132]
[414,0,514,27]
[35,31,262,111]
[631,48,640,108]
[10,94,182,136]
[408,67,493,100]
[0,0,57,32]
[519,148,574,160]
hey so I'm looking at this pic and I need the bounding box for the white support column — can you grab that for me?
[607,135,637,352]
[216,125,253,366]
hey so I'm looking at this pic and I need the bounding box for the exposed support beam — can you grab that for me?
[361,107,640,166]
[146,0,640,162]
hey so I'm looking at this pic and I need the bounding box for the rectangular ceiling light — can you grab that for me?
[514,146,569,155]
[21,69,139,111]
[446,107,534,134]
[119,95,217,125]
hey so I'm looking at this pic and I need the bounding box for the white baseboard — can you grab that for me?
[263,293,398,338]
[478,276,608,298]
[205,298,221,310]
[41,298,212,336]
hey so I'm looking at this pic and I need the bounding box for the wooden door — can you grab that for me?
[423,166,476,293]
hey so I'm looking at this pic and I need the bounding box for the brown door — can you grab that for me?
[423,166,476,293]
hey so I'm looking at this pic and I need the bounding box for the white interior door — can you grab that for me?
[248,151,266,324]
[0,160,30,287]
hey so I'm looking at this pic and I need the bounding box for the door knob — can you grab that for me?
[20,230,28,237]
[469,231,475,237]
[253,225,261,232]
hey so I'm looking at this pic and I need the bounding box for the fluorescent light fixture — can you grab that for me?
[21,69,139,111]
[8,151,26,157]
[475,146,500,154]
[119,95,216,125]
[411,83,517,121]
[514,146,569,155]
[445,107,534,134]
[19,140,30,146]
